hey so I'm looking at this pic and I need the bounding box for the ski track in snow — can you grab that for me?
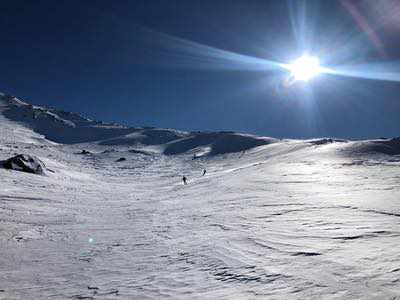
[1,110,400,299]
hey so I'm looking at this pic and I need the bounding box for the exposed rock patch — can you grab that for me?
[2,154,45,175]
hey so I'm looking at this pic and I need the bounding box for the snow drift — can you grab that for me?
[99,128,188,146]
[348,138,400,155]
[164,131,276,156]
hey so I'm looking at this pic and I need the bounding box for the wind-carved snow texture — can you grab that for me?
[0,93,400,299]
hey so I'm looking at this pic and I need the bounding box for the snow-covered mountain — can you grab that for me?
[1,92,400,299]
[0,93,276,156]
[0,92,142,144]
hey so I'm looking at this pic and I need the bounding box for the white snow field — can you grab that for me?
[0,93,400,299]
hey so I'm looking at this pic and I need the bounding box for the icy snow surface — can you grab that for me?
[0,93,400,299]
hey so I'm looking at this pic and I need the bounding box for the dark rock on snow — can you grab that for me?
[79,150,91,155]
[2,154,45,175]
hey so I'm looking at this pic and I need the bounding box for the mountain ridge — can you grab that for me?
[0,92,276,156]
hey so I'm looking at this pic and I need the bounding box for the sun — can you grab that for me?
[288,55,321,82]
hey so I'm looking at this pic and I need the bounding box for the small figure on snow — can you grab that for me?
[182,176,187,185]
[202,169,206,176]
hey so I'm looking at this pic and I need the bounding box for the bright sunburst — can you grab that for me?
[288,55,321,82]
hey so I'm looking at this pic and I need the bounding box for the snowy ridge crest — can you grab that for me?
[1,92,399,157]
[0,92,277,155]
[0,93,134,144]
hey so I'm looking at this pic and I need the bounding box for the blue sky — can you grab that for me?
[1,0,400,138]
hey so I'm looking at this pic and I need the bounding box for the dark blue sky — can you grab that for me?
[1,0,400,138]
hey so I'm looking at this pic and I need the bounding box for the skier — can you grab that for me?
[202,169,206,176]
[182,176,187,185]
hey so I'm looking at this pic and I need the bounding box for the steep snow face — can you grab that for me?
[1,93,400,299]
[0,95,50,145]
[0,93,135,144]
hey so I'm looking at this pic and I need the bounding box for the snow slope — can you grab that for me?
[0,93,400,299]
[0,93,275,156]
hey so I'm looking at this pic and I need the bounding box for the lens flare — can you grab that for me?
[288,55,321,82]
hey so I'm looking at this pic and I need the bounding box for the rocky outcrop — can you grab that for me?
[2,154,45,175]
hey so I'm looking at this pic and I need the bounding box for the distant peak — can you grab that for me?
[0,93,31,108]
